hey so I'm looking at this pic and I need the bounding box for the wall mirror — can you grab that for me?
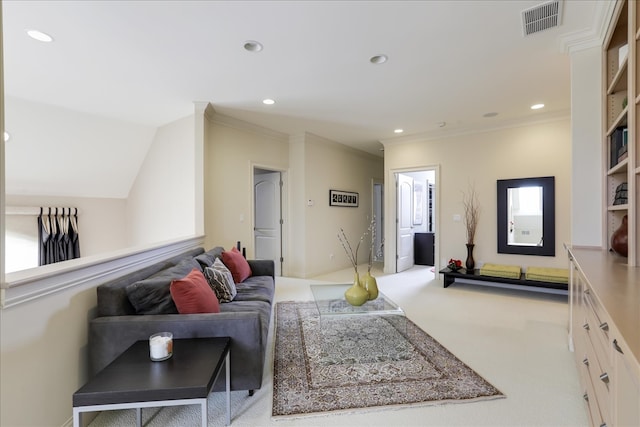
[497,176,555,256]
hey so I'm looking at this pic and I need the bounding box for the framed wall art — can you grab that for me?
[329,190,359,207]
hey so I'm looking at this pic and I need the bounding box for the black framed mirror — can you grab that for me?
[497,176,555,256]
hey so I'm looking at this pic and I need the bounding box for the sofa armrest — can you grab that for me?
[89,311,265,391]
[248,259,275,279]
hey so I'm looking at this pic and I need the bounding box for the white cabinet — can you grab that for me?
[612,336,640,426]
[568,247,640,427]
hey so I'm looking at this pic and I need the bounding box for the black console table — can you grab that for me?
[439,268,568,292]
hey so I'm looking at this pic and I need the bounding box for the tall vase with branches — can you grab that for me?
[361,216,380,300]
[337,228,369,306]
[462,184,480,272]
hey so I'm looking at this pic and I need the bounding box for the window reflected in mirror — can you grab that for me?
[507,186,543,247]
[497,176,555,256]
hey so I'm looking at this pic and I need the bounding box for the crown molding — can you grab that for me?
[381,109,570,148]
[558,0,614,54]
[303,131,383,162]
[207,109,289,142]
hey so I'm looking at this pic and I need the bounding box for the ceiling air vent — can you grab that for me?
[522,1,563,36]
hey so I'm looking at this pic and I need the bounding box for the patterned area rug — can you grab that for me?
[272,301,504,418]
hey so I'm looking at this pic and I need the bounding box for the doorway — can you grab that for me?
[253,168,283,276]
[394,169,437,272]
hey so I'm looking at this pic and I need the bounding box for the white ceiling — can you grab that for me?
[2,1,610,198]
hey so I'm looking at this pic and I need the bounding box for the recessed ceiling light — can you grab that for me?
[244,40,263,52]
[262,99,275,105]
[483,112,498,118]
[26,29,53,42]
[370,55,388,64]
[394,129,404,134]
[3,131,10,142]
[531,103,545,110]
[438,121,446,128]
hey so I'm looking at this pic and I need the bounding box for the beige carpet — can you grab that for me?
[272,301,504,418]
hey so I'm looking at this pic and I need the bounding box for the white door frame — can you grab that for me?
[384,165,440,274]
[251,164,288,276]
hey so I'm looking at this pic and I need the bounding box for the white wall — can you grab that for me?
[385,118,572,271]
[302,133,384,277]
[1,279,97,426]
[5,195,127,272]
[570,46,603,247]
[204,113,290,256]
[126,114,198,246]
[204,116,384,278]
[4,96,155,198]
[288,135,307,277]
[0,109,205,427]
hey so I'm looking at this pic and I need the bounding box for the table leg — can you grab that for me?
[72,408,80,427]
[443,273,454,288]
[136,407,142,427]
[201,399,207,427]
[225,351,231,426]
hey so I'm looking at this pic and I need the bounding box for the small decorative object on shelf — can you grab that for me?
[447,258,462,272]
[613,182,628,205]
[149,332,173,361]
[462,183,480,272]
[611,214,628,257]
[610,127,626,168]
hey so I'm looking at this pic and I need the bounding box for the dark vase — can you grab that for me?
[611,215,628,257]
[465,243,475,272]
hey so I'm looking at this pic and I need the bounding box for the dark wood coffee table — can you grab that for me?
[73,337,231,427]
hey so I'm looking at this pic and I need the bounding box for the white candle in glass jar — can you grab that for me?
[149,333,172,360]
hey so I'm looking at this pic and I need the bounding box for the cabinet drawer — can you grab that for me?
[582,294,612,368]
[575,332,609,427]
[583,337,612,425]
[581,363,607,427]
[583,289,610,345]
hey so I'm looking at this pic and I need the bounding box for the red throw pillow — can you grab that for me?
[221,247,252,283]
[170,268,220,314]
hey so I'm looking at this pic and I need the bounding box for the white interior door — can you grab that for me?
[254,170,282,276]
[396,173,414,272]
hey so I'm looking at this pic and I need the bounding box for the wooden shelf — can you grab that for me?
[608,157,629,175]
[606,107,628,134]
[603,0,637,267]
[608,59,628,94]
[608,203,629,211]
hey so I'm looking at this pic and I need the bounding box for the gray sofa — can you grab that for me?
[88,246,275,394]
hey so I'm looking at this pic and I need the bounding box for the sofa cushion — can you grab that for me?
[234,275,275,304]
[203,258,237,303]
[125,258,200,315]
[195,246,224,270]
[222,247,252,283]
[170,268,220,314]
